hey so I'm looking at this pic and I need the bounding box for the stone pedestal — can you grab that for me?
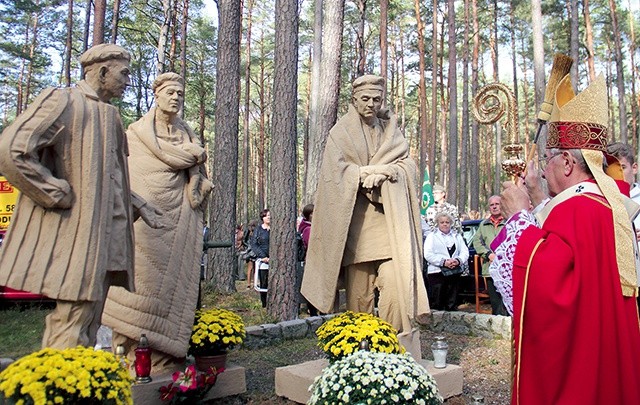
[131,364,246,405]
[275,358,463,404]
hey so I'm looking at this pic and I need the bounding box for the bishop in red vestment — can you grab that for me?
[491,74,640,405]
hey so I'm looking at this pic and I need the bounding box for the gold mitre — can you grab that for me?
[548,74,637,298]
[547,74,608,151]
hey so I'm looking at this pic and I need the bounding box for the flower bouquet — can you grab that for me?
[315,311,404,362]
[189,308,246,356]
[159,364,222,404]
[308,350,443,405]
[189,307,245,371]
[0,346,133,404]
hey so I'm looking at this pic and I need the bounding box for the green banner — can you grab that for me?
[420,167,434,216]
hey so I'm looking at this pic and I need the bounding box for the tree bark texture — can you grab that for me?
[584,0,596,82]
[157,0,172,75]
[446,0,458,205]
[470,0,480,211]
[430,1,438,184]
[569,0,579,86]
[268,0,298,321]
[531,0,544,111]
[242,0,253,225]
[380,0,388,99]
[208,0,241,293]
[111,0,121,44]
[304,0,344,204]
[460,0,470,213]
[305,0,322,202]
[92,0,106,45]
[414,0,428,180]
[65,0,73,87]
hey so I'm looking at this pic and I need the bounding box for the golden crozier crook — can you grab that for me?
[471,82,525,182]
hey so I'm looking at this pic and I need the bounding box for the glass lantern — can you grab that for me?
[431,336,448,368]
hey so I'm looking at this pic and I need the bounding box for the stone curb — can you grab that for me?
[242,310,511,350]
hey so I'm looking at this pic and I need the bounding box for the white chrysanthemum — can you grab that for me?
[308,351,443,405]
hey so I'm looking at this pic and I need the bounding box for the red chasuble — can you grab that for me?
[511,192,640,405]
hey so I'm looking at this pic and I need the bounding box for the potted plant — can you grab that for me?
[188,307,246,371]
[0,346,134,404]
[308,350,443,405]
[159,364,222,404]
[315,311,404,363]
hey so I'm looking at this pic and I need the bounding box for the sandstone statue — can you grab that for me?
[102,72,213,373]
[0,44,162,349]
[301,74,429,357]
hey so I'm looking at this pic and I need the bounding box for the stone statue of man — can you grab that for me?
[103,72,213,374]
[301,74,429,357]
[0,44,162,349]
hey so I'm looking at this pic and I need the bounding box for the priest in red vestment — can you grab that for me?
[490,74,640,405]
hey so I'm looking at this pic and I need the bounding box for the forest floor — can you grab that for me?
[0,281,512,404]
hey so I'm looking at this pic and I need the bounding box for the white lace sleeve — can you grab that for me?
[489,210,538,315]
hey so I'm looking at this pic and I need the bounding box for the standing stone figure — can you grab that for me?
[301,75,429,356]
[102,73,213,373]
[0,44,162,349]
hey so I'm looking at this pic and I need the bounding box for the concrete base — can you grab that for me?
[275,358,463,404]
[132,364,246,404]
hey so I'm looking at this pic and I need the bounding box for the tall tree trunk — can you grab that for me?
[258,30,267,210]
[584,0,596,82]
[303,0,345,203]
[606,47,617,141]
[208,0,242,292]
[460,0,470,213]
[470,0,480,211]
[447,0,458,205]
[355,0,366,76]
[83,0,91,53]
[521,34,532,148]
[609,0,628,142]
[490,0,500,194]
[111,0,121,43]
[157,0,172,75]
[430,1,438,184]
[305,0,322,202]
[569,0,579,86]
[509,1,518,103]
[398,22,407,133]
[532,0,544,109]
[93,0,106,45]
[65,0,73,87]
[24,9,40,109]
[629,0,638,149]
[268,0,298,321]
[380,0,388,98]
[438,15,446,184]
[179,0,189,115]
[168,0,179,71]
[242,0,253,225]
[415,0,429,180]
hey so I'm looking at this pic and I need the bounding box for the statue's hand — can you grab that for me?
[362,174,387,189]
[373,164,398,182]
[181,143,207,164]
[139,204,165,229]
[359,165,397,185]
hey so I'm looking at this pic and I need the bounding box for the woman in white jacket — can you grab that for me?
[424,212,469,310]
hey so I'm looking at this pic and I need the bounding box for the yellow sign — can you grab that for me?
[0,176,18,231]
